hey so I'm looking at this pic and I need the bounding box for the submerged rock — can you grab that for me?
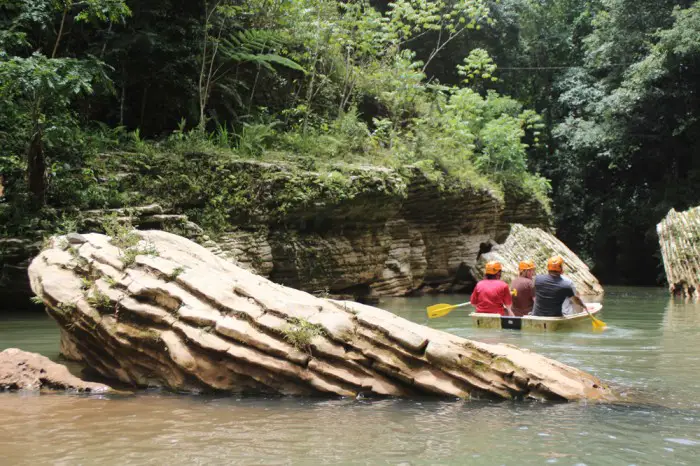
[28,230,614,401]
[0,348,112,393]
[476,224,604,296]
[657,206,700,297]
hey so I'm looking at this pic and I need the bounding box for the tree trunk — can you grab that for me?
[27,126,46,207]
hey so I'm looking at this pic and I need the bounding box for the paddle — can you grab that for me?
[583,304,607,331]
[426,302,471,319]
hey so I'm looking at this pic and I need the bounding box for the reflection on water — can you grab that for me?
[2,286,700,465]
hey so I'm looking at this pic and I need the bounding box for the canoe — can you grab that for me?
[470,303,603,331]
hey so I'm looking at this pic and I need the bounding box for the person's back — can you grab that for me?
[510,260,535,316]
[532,273,574,317]
[471,261,513,316]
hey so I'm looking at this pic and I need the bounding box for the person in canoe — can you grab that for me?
[510,260,536,316]
[471,261,515,317]
[532,256,586,317]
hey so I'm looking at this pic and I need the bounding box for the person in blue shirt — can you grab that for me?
[532,256,586,317]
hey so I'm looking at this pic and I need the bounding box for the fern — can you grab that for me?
[221,29,305,74]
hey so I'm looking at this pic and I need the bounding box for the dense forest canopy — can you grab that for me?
[1,0,699,285]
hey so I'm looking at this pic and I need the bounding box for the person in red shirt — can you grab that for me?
[471,261,514,316]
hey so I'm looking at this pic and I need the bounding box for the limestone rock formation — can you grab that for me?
[4,163,552,310]
[476,224,604,296]
[657,206,700,297]
[204,166,552,298]
[0,348,112,393]
[28,230,614,401]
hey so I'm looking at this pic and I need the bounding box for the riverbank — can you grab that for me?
[1,146,552,310]
[2,287,699,464]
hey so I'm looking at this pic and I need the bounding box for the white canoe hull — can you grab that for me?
[470,303,603,331]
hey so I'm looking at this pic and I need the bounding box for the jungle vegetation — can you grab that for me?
[1,0,699,285]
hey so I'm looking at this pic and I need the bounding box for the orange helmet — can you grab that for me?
[518,260,536,272]
[547,256,564,273]
[484,261,502,275]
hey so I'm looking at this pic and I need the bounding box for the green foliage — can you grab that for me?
[120,240,159,267]
[457,48,499,86]
[86,288,112,312]
[30,295,44,305]
[281,317,327,352]
[102,214,140,249]
[1,0,554,276]
[167,266,185,282]
[104,275,118,288]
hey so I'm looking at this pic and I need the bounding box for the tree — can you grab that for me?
[0,0,130,206]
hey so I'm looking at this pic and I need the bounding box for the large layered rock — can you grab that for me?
[0,348,112,393]
[657,206,700,296]
[28,230,614,401]
[476,224,604,296]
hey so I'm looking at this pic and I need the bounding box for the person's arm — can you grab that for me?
[504,303,515,316]
[572,294,586,309]
[470,286,479,309]
[503,284,514,316]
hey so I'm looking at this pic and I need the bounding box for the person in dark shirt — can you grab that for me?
[532,256,586,317]
[510,260,535,316]
[471,261,514,316]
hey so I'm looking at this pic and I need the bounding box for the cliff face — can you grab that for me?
[657,206,700,297]
[201,164,551,299]
[2,161,551,309]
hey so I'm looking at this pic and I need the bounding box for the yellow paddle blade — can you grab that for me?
[426,303,457,319]
[591,317,607,332]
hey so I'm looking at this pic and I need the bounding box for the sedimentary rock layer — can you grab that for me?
[0,348,112,392]
[3,164,552,309]
[477,224,604,296]
[211,166,551,297]
[29,230,614,401]
[657,206,700,296]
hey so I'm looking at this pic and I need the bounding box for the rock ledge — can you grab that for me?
[0,348,112,393]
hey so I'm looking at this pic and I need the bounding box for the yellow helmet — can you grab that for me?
[547,256,564,273]
[518,260,536,272]
[484,261,502,275]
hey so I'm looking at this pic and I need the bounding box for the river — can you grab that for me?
[1,286,700,465]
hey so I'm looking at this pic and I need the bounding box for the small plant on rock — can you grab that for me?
[167,266,185,281]
[80,277,95,290]
[30,295,44,305]
[40,236,53,251]
[120,241,159,267]
[104,275,118,288]
[102,213,140,250]
[87,289,112,313]
[281,317,327,353]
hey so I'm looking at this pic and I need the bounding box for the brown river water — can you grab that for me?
[2,286,700,465]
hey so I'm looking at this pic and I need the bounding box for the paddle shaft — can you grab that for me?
[450,302,471,310]
[583,304,605,325]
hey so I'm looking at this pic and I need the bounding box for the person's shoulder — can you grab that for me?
[561,276,574,287]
